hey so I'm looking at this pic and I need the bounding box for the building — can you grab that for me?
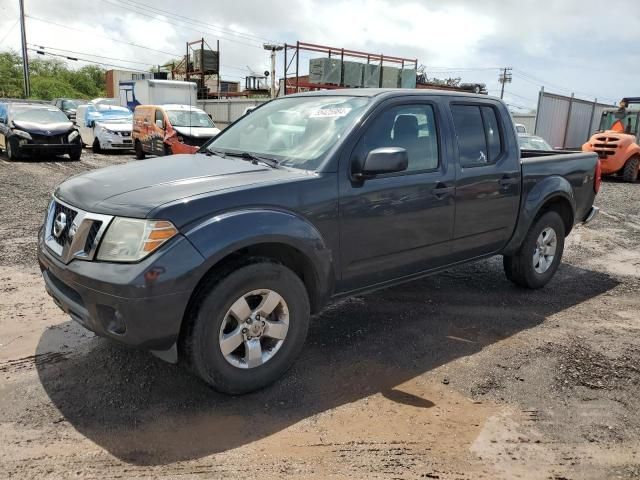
[105,70,155,98]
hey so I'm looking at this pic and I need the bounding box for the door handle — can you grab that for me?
[498,176,519,189]
[431,183,454,199]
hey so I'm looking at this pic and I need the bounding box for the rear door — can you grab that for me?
[449,101,521,258]
[338,97,456,292]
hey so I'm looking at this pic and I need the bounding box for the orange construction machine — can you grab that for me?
[582,97,640,182]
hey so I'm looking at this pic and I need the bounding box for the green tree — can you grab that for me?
[0,49,107,100]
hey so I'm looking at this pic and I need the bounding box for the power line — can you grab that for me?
[102,0,266,51]
[26,15,183,57]
[27,44,155,67]
[0,19,19,47]
[28,48,150,72]
[111,0,276,45]
[512,69,617,103]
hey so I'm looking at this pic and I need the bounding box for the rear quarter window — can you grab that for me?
[451,104,504,167]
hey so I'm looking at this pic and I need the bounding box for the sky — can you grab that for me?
[1,0,639,110]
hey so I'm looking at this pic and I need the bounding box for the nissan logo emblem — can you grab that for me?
[53,212,67,238]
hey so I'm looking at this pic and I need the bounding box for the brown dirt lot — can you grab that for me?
[0,150,639,479]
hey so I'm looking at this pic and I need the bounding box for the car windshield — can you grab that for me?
[13,107,69,124]
[206,95,371,170]
[62,100,81,110]
[599,110,639,134]
[166,110,214,128]
[518,135,552,150]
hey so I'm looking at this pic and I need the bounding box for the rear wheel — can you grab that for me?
[134,140,145,160]
[503,211,565,289]
[622,156,639,183]
[181,260,310,394]
[163,143,172,156]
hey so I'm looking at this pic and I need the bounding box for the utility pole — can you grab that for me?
[499,67,512,99]
[263,43,283,98]
[18,0,30,98]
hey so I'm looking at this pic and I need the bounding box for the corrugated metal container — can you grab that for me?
[381,66,400,88]
[400,68,416,88]
[193,49,219,74]
[363,64,381,87]
[309,58,342,85]
[534,91,615,149]
[343,61,363,87]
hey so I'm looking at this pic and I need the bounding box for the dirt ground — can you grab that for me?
[0,150,639,479]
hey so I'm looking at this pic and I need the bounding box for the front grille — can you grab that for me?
[52,202,78,247]
[84,221,102,251]
[30,133,68,145]
[183,135,209,147]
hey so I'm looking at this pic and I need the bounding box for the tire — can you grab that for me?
[92,138,102,153]
[69,147,81,161]
[503,211,565,289]
[622,156,639,183]
[6,137,19,161]
[181,260,310,394]
[163,143,172,156]
[134,140,145,160]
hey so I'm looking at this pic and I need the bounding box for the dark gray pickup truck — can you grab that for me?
[38,89,600,393]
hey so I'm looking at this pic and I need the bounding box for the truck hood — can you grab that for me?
[12,120,73,135]
[55,153,306,218]
[173,126,220,138]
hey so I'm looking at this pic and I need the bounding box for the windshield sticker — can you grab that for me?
[310,107,352,118]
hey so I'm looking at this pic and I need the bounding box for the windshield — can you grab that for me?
[166,110,214,128]
[62,100,81,110]
[13,107,69,124]
[599,110,639,134]
[518,135,552,150]
[206,95,371,170]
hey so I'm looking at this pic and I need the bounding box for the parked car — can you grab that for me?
[38,89,600,394]
[52,98,85,122]
[76,103,133,152]
[518,134,552,150]
[132,104,220,159]
[0,102,82,161]
[515,123,527,134]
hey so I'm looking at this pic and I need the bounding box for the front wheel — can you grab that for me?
[92,138,102,153]
[181,261,310,394]
[134,140,145,160]
[6,137,19,161]
[68,148,81,161]
[503,211,565,289]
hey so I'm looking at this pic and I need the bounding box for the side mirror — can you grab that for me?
[357,147,409,178]
[87,120,94,128]
[155,119,164,129]
[0,116,6,124]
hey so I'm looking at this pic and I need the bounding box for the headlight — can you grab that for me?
[68,130,79,141]
[97,218,178,262]
[13,130,32,140]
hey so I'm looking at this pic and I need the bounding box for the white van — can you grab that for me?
[76,103,133,152]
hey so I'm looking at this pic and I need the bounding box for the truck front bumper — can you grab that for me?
[37,228,205,353]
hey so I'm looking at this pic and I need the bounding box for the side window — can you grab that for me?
[481,106,503,162]
[353,104,439,173]
[451,104,504,167]
[155,109,165,128]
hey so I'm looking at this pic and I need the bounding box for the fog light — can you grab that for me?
[97,305,127,335]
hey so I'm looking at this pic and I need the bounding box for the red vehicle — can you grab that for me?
[132,104,220,159]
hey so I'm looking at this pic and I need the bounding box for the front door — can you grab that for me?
[338,100,456,292]
[449,102,521,258]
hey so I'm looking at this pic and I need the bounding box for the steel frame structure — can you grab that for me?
[282,41,418,95]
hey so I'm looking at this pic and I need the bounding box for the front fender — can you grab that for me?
[184,208,334,306]
[502,175,576,255]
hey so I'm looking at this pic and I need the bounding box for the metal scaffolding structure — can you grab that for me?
[282,41,418,95]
